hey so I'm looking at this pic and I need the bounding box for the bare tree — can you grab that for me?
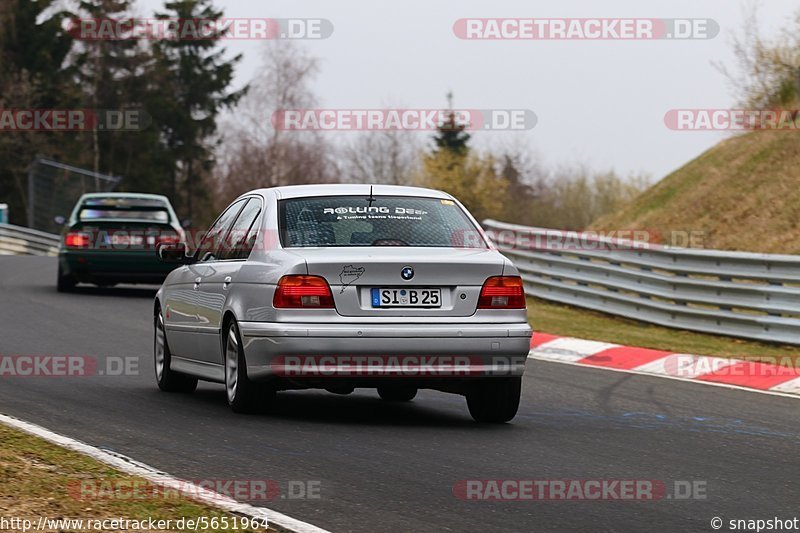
[714,5,800,109]
[215,40,338,204]
[341,129,422,185]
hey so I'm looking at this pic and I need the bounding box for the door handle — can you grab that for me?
[223,276,232,290]
[193,276,202,290]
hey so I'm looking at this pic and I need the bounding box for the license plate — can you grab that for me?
[371,288,441,308]
[109,234,143,246]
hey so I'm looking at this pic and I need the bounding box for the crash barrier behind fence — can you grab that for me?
[483,219,800,346]
[0,224,59,257]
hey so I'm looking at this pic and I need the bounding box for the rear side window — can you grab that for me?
[279,195,487,248]
[196,199,246,261]
[218,198,262,260]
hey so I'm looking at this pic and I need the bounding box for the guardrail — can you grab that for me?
[0,223,60,257]
[483,219,800,346]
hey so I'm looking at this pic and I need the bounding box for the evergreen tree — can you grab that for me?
[432,92,470,157]
[417,92,511,220]
[0,0,74,106]
[0,0,77,224]
[153,0,245,222]
[71,0,148,179]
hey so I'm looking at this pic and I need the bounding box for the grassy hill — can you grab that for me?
[591,130,800,254]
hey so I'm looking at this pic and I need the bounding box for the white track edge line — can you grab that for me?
[528,353,800,401]
[0,413,331,533]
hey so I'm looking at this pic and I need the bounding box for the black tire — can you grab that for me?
[154,311,197,393]
[466,377,522,423]
[56,265,77,292]
[377,385,418,402]
[224,319,274,414]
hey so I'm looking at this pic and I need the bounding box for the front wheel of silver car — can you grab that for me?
[224,319,274,414]
[466,377,521,423]
[154,311,197,393]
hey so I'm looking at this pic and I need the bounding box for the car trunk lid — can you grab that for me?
[297,247,504,317]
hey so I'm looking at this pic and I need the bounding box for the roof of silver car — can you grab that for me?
[254,184,454,200]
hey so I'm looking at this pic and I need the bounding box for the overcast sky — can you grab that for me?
[136,0,798,181]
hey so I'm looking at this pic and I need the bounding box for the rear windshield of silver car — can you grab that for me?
[279,196,488,248]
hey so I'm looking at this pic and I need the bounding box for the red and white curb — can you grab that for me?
[528,333,800,398]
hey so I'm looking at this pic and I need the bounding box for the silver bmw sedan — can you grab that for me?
[154,184,532,422]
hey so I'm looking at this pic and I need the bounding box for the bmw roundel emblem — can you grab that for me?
[401,266,414,280]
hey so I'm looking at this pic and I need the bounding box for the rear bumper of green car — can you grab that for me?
[59,249,177,285]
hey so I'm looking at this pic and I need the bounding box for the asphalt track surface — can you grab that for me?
[1,256,798,533]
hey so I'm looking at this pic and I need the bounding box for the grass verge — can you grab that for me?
[527,297,800,364]
[590,130,800,254]
[0,423,271,532]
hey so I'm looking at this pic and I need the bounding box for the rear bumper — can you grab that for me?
[59,250,176,283]
[239,321,532,381]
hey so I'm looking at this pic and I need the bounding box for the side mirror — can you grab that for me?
[53,215,66,226]
[157,242,194,264]
[181,218,192,229]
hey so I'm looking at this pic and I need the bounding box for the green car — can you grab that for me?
[57,193,185,291]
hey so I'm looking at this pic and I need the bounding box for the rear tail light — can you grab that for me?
[273,275,335,308]
[156,233,181,245]
[478,276,526,309]
[64,231,91,248]
[146,233,180,248]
